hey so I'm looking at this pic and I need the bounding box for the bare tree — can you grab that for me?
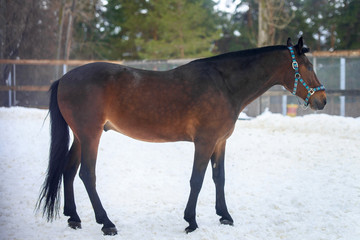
[257,0,294,47]
[1,0,36,84]
[64,0,77,60]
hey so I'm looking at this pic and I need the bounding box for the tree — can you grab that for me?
[98,0,221,60]
[215,0,258,53]
[291,0,336,51]
[257,0,294,47]
[69,0,106,59]
[95,0,149,60]
[225,0,295,50]
[136,0,221,59]
[0,0,58,81]
[335,0,360,49]
[228,0,360,51]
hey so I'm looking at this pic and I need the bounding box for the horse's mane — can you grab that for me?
[192,45,288,63]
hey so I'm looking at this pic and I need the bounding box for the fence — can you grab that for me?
[1,50,360,117]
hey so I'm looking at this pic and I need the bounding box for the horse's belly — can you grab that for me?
[103,120,193,143]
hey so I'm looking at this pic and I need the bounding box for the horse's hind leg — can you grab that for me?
[78,130,117,236]
[211,141,233,226]
[63,137,81,229]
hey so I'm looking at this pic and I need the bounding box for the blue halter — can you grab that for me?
[288,46,325,107]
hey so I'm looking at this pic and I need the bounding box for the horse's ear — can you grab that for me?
[297,36,310,54]
[297,36,304,50]
[287,37,293,47]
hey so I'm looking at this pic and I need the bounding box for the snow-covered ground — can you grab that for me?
[0,107,359,240]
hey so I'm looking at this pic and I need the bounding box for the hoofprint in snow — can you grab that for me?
[0,107,359,240]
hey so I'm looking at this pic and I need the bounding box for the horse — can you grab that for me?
[37,37,326,235]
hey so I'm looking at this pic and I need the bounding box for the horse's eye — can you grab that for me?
[307,65,313,71]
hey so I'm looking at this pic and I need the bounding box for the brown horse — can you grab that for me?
[37,37,326,235]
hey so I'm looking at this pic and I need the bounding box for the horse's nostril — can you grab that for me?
[315,98,326,110]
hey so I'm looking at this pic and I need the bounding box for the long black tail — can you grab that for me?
[36,80,70,221]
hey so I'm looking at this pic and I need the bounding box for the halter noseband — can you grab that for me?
[288,46,325,107]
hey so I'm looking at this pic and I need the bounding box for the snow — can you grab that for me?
[0,107,359,240]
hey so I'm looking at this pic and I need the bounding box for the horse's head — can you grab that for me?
[283,37,327,110]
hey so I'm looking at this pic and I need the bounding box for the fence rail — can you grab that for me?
[310,50,360,57]
[0,59,124,66]
[0,58,190,66]
[0,85,49,91]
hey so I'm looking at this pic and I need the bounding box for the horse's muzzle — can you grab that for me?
[310,92,327,110]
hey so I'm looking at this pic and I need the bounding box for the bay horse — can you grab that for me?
[37,37,326,235]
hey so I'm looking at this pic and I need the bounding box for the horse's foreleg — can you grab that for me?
[184,141,214,233]
[211,141,233,226]
[79,133,117,236]
[63,137,81,229]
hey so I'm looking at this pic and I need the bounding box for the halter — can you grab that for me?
[288,46,325,107]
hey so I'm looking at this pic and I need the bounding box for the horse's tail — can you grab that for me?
[36,80,70,221]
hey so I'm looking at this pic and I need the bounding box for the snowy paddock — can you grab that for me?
[0,107,359,240]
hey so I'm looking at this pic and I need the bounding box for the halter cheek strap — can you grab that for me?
[288,46,325,107]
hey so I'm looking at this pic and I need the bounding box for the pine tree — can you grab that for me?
[98,0,221,59]
[135,0,221,59]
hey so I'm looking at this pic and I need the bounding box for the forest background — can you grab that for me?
[1,0,359,62]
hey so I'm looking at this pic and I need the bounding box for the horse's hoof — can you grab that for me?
[102,226,118,236]
[68,221,82,229]
[185,225,198,234]
[220,218,234,226]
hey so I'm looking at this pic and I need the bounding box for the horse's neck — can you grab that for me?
[215,49,288,113]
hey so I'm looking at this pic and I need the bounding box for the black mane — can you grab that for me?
[192,45,288,63]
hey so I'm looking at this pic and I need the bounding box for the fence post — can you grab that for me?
[340,58,346,116]
[282,95,287,115]
[13,64,16,105]
[63,64,67,75]
[6,70,12,107]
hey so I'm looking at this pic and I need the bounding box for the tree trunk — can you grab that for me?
[317,31,321,51]
[64,0,76,60]
[330,24,336,50]
[0,0,6,82]
[55,0,66,79]
[257,0,268,47]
